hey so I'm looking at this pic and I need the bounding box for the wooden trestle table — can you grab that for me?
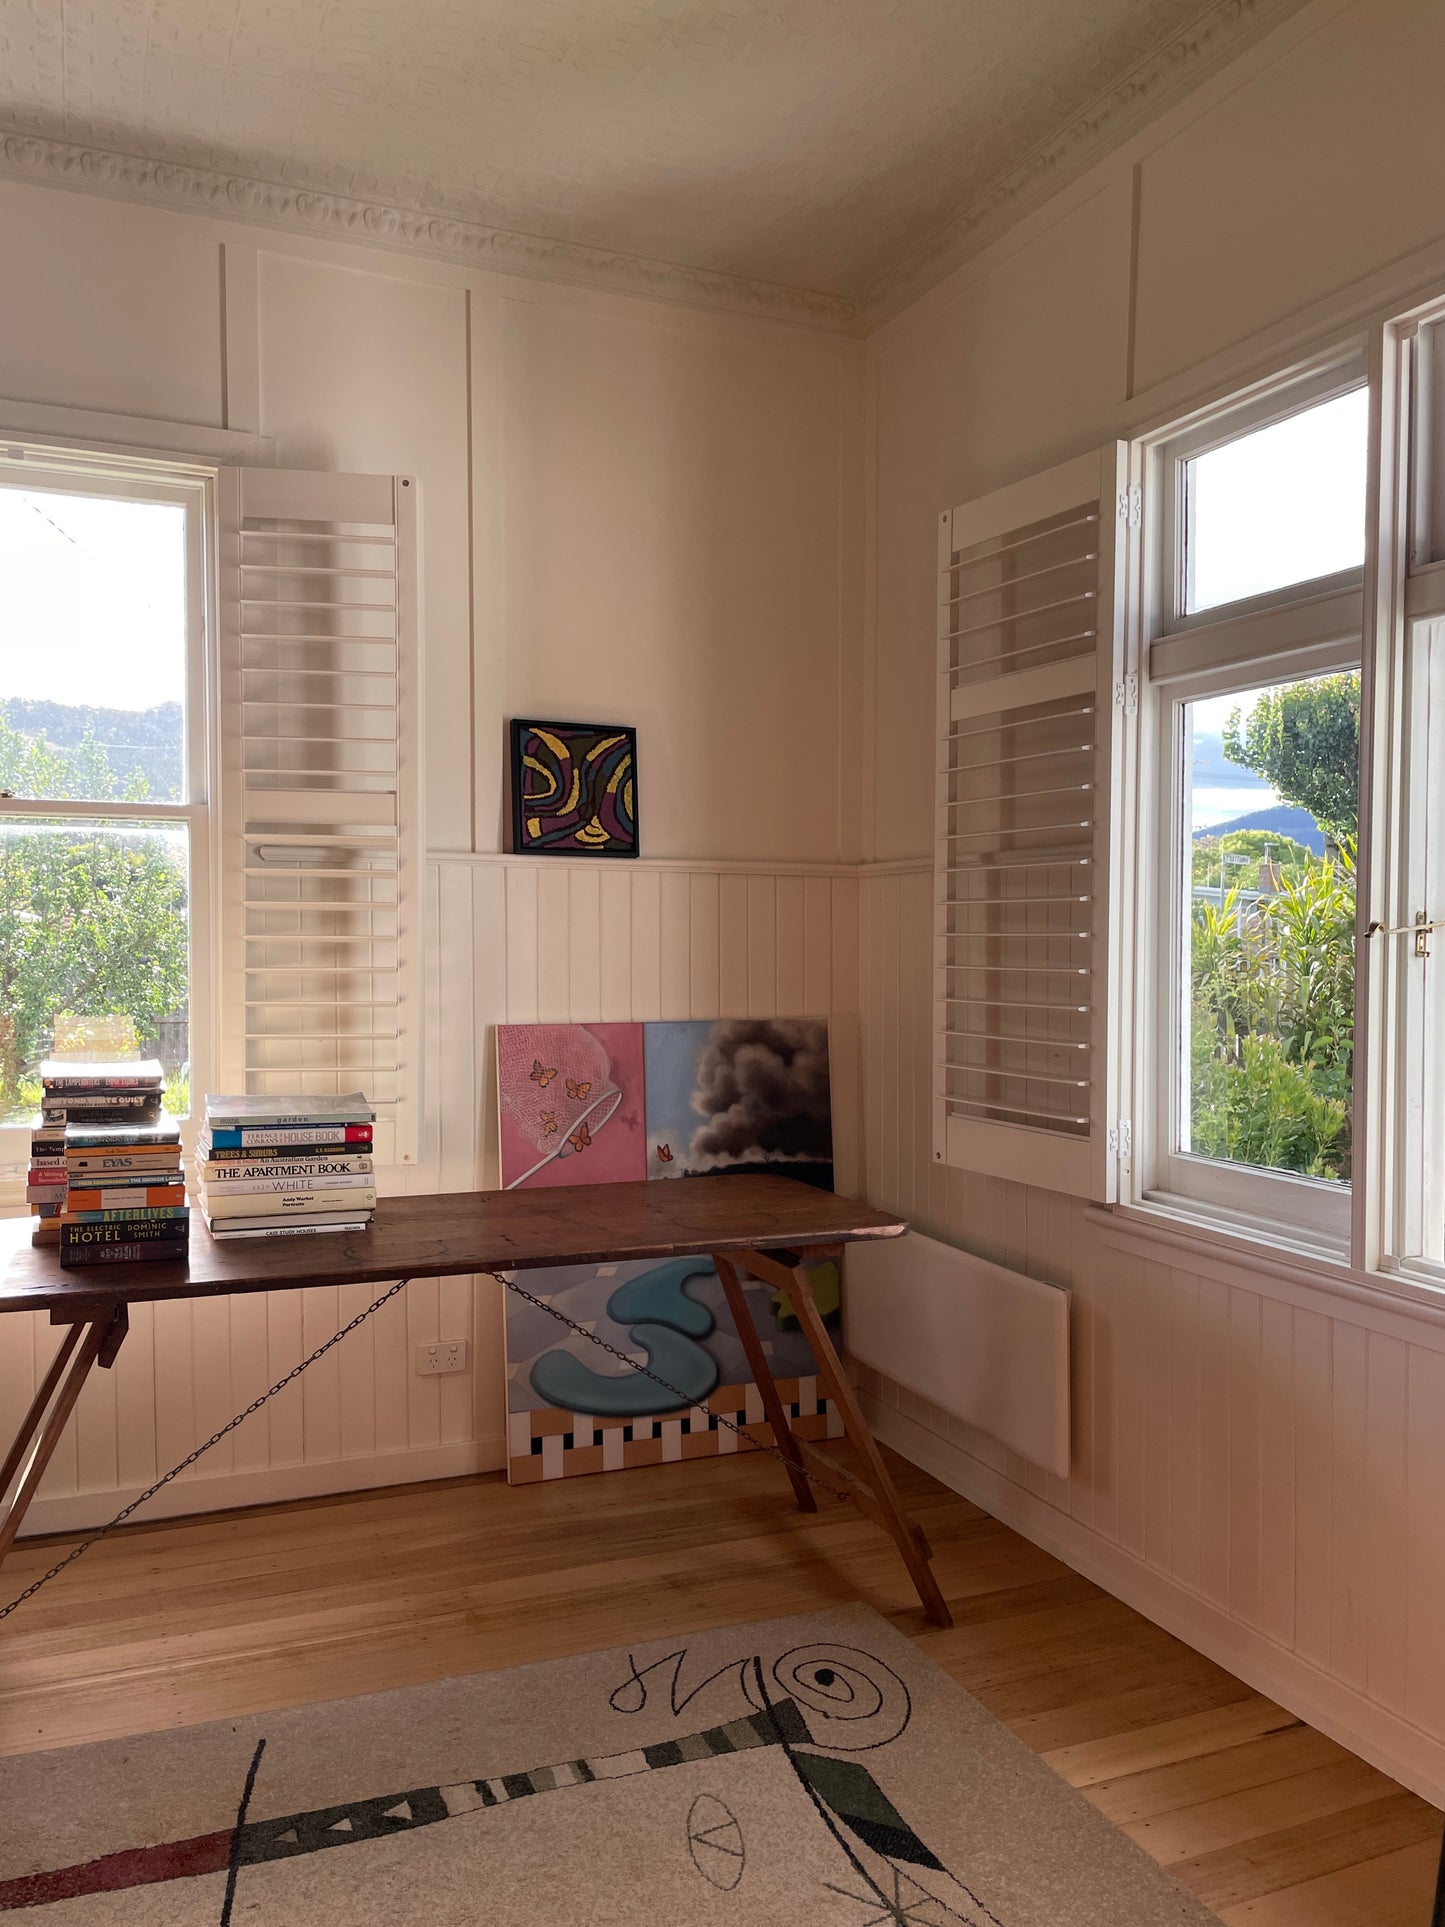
[0,1174,951,1626]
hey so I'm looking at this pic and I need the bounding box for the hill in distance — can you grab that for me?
[1192,803,1326,855]
[0,699,182,800]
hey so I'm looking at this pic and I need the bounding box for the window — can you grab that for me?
[1183,387,1369,612]
[0,454,211,1149]
[933,295,1445,1298]
[1144,377,1367,1244]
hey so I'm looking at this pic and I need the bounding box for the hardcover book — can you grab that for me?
[40,1058,164,1090]
[59,1239,189,1267]
[60,1216,189,1247]
[200,1208,370,1232]
[203,1125,373,1148]
[66,1186,188,1210]
[203,1187,377,1219]
[64,1114,181,1148]
[207,1220,368,1240]
[202,1092,375,1127]
[198,1157,373,1183]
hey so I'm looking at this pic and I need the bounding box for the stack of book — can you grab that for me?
[195,1095,377,1239]
[25,1060,189,1266]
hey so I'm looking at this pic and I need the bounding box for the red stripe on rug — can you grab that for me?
[0,1831,233,1909]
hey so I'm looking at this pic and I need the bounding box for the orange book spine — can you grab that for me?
[65,1185,187,1210]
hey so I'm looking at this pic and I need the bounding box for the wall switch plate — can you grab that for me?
[416,1340,469,1375]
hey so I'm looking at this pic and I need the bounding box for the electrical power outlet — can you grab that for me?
[416,1340,469,1376]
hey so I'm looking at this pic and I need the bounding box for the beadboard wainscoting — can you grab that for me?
[0,853,860,1537]
[855,860,1445,1804]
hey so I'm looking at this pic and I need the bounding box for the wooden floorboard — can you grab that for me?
[0,1450,1438,1923]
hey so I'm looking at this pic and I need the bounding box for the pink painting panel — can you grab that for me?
[497,1022,647,1189]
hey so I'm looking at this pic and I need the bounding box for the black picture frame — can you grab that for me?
[507,718,640,859]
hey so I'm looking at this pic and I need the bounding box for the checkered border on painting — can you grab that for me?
[506,1376,843,1484]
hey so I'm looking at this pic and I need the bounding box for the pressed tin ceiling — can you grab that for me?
[0,0,1304,323]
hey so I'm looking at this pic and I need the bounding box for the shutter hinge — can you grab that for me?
[1117,484,1142,528]
[1114,673,1138,714]
[1107,1119,1132,1162]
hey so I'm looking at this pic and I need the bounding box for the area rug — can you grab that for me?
[0,1604,1220,1924]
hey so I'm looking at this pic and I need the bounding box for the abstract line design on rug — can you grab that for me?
[0,1641,1007,1923]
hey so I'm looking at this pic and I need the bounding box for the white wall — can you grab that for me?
[0,174,863,1525]
[861,0,1445,1801]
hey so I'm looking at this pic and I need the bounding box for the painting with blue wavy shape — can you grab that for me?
[503,1253,844,1485]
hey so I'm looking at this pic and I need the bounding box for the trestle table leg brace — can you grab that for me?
[0,1302,130,1567]
[715,1247,953,1628]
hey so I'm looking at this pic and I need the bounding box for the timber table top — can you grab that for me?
[0,1174,906,1316]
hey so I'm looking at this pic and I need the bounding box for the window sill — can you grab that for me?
[1084,1195,1445,1334]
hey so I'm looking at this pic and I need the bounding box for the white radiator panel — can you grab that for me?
[844,1229,1070,1477]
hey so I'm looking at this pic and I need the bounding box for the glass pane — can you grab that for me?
[0,486,187,802]
[1185,389,1368,614]
[1182,672,1359,1183]
[0,819,190,1124]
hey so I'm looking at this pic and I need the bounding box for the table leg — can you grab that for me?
[712,1253,817,1514]
[0,1304,128,1570]
[732,1246,953,1628]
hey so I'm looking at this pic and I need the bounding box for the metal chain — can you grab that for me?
[1,1267,847,1623]
[492,1273,850,1502]
[0,1275,412,1622]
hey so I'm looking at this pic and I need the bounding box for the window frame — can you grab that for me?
[0,441,219,1180]
[1132,364,1371,1250]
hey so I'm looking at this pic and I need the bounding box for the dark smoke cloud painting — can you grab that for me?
[645,1018,834,1190]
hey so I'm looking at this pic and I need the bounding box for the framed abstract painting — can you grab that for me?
[509,718,638,857]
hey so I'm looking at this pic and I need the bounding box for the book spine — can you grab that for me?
[207,1222,366,1239]
[205,1125,373,1147]
[205,1114,375,1130]
[43,1075,164,1091]
[64,1206,191,1223]
[203,1190,377,1220]
[66,1148,183,1163]
[66,1187,188,1210]
[59,1241,189,1267]
[197,1169,374,1192]
[43,1102,164,1117]
[61,1217,191,1248]
[200,1145,367,1163]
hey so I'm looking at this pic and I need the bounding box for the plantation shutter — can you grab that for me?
[216,467,422,1166]
[935,444,1134,1201]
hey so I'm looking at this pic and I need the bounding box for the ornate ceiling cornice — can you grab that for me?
[0,0,1307,336]
[862,0,1311,325]
[0,130,858,333]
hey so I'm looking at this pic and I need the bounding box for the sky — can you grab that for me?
[1184,386,1367,830]
[0,485,187,712]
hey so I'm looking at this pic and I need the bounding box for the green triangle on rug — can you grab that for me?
[0,1602,1220,1923]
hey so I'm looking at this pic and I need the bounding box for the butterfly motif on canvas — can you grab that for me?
[568,1122,592,1154]
[530,1060,558,1088]
[566,1078,592,1101]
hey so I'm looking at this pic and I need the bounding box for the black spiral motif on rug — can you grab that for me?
[772,1643,912,1752]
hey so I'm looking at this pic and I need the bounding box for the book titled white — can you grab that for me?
[208,1220,370,1240]
[202,1187,377,1219]
[198,1158,373,1184]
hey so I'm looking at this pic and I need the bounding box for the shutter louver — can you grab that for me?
[217,467,422,1165]
[934,446,1131,1201]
